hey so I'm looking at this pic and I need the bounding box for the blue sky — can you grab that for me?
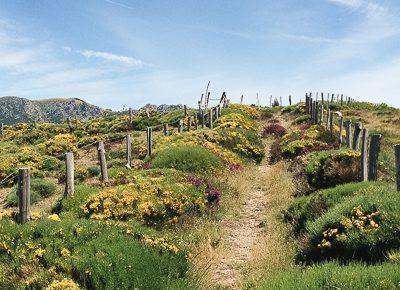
[0,0,399,110]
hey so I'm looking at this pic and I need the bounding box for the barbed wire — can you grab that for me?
[0,171,18,187]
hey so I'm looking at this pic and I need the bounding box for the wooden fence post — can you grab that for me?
[353,123,362,150]
[395,144,400,191]
[125,135,132,169]
[97,140,108,182]
[329,112,334,136]
[146,127,153,157]
[208,110,213,129]
[289,95,292,106]
[65,152,75,196]
[321,93,324,104]
[128,108,133,131]
[67,117,74,133]
[184,105,188,116]
[194,117,199,130]
[217,105,221,118]
[368,134,382,181]
[361,128,369,182]
[240,95,243,105]
[339,117,344,145]
[345,121,352,148]
[326,109,331,129]
[18,168,30,224]
[314,101,319,125]
[178,119,183,133]
[201,110,205,129]
[319,105,324,125]
[270,95,273,107]
[340,95,344,106]
[163,124,169,136]
[188,116,192,131]
[0,123,3,136]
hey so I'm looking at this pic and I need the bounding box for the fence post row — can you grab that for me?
[361,128,369,182]
[18,168,30,224]
[65,152,75,196]
[126,135,132,169]
[395,144,400,192]
[368,134,382,181]
[146,127,153,157]
[97,140,109,182]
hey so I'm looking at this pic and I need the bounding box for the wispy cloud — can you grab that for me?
[280,33,350,43]
[63,46,147,67]
[104,0,135,10]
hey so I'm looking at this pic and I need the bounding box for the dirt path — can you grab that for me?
[210,162,270,289]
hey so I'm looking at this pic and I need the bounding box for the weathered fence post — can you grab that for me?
[194,117,199,130]
[125,135,132,169]
[361,128,369,182]
[97,140,108,182]
[326,109,331,129]
[395,144,400,191]
[67,117,74,133]
[339,116,344,145]
[201,110,205,129]
[146,127,152,157]
[178,119,183,133]
[18,168,30,224]
[289,95,292,106]
[319,105,324,125]
[329,112,334,136]
[208,109,213,129]
[0,123,3,136]
[353,123,362,150]
[345,121,352,148]
[240,95,243,105]
[270,95,273,107]
[128,108,133,131]
[217,105,221,118]
[314,101,319,125]
[340,95,344,106]
[188,116,192,132]
[65,152,75,196]
[198,101,201,113]
[321,93,324,104]
[368,134,382,181]
[163,124,169,136]
[184,105,188,116]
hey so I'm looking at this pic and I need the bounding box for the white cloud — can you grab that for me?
[104,0,135,10]
[77,49,146,67]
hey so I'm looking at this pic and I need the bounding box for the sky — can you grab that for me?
[0,0,399,110]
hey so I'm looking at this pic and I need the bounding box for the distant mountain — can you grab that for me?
[0,96,106,124]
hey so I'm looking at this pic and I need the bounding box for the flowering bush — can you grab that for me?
[82,169,220,225]
[302,186,400,262]
[39,133,77,156]
[262,123,287,137]
[214,113,255,131]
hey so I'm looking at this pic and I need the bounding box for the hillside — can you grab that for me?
[0,100,399,289]
[0,96,106,124]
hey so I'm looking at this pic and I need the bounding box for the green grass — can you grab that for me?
[258,261,400,290]
[55,184,99,215]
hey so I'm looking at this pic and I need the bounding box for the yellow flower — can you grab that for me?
[46,279,80,290]
[60,248,71,257]
[47,214,61,221]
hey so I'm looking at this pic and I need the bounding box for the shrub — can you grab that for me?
[305,149,361,188]
[301,186,400,262]
[6,178,57,206]
[292,115,310,125]
[262,123,287,137]
[82,169,213,225]
[259,261,400,290]
[284,182,390,234]
[152,145,224,174]
[87,166,101,178]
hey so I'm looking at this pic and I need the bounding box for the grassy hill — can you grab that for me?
[0,100,399,289]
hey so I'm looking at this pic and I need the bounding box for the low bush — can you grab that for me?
[262,123,287,138]
[284,182,390,234]
[6,178,57,206]
[259,261,400,290]
[152,144,224,174]
[301,186,400,262]
[82,169,216,225]
[305,149,361,188]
